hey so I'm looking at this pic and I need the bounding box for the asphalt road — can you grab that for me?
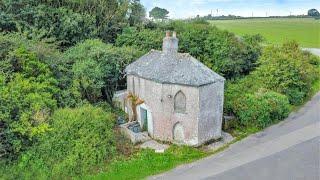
[206,137,319,180]
[150,92,320,180]
[303,48,320,56]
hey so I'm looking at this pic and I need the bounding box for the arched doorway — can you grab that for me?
[173,122,185,143]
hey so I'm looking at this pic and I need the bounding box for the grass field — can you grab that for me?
[210,18,320,48]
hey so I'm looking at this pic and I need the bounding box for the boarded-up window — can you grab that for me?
[174,91,186,113]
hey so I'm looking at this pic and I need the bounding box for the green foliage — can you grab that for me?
[308,9,320,17]
[20,5,96,49]
[128,0,146,26]
[149,7,169,20]
[253,41,319,104]
[0,33,79,108]
[116,21,263,79]
[233,90,290,129]
[225,41,319,129]
[37,0,130,43]
[202,29,261,78]
[64,39,142,103]
[1,105,116,179]
[0,12,17,32]
[1,3,95,47]
[0,47,58,159]
[0,0,133,48]
[116,27,163,53]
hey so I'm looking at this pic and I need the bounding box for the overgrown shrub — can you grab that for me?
[2,105,116,179]
[64,39,142,103]
[116,27,163,53]
[225,41,319,129]
[233,90,290,129]
[0,47,58,160]
[253,41,319,104]
[0,0,131,48]
[116,21,263,79]
[0,33,80,108]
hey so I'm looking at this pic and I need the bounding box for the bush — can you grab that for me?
[1,4,96,49]
[64,39,142,103]
[234,90,290,129]
[253,41,319,104]
[115,27,163,53]
[0,47,58,160]
[225,41,320,116]
[0,33,79,108]
[116,21,263,79]
[2,105,116,179]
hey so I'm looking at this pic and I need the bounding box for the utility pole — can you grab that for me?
[252,12,253,17]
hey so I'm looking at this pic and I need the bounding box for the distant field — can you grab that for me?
[209,18,320,48]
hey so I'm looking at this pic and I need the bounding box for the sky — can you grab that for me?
[140,0,320,19]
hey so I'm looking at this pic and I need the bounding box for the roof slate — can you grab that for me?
[125,50,225,87]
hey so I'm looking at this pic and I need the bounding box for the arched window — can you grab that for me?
[174,91,186,113]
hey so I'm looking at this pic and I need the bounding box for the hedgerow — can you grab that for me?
[1,105,116,179]
[225,41,320,129]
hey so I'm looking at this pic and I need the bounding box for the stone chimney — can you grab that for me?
[162,31,178,53]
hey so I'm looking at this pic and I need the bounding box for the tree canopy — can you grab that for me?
[128,0,146,26]
[0,0,142,49]
[308,9,320,17]
[149,7,169,20]
[116,21,263,79]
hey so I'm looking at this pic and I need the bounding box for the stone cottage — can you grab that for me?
[123,31,225,146]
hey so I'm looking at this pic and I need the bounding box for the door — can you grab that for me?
[173,123,185,143]
[140,107,148,131]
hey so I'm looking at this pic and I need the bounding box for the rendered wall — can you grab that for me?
[127,75,200,146]
[198,81,224,144]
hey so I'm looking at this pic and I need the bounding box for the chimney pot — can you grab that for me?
[162,31,179,53]
[172,31,177,37]
[166,31,170,37]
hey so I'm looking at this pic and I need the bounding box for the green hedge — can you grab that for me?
[1,105,116,179]
[253,42,319,105]
[225,41,319,129]
[234,90,290,129]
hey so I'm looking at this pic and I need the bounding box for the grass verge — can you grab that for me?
[86,146,206,180]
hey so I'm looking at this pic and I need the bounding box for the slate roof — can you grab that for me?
[125,50,225,87]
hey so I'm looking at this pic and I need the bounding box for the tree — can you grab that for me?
[149,7,169,20]
[128,0,146,26]
[64,39,142,104]
[308,9,320,16]
[0,0,130,47]
[116,21,263,79]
